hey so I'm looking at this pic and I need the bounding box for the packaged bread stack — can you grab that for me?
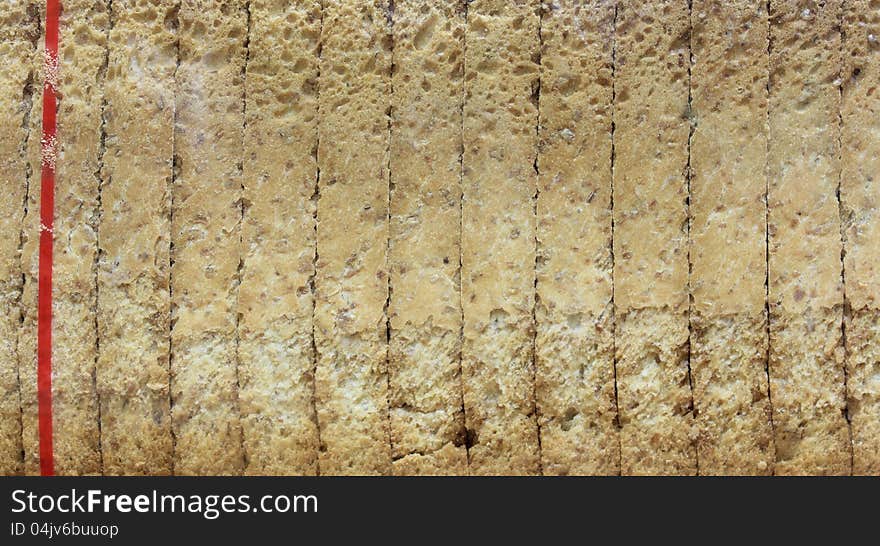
[1,0,878,475]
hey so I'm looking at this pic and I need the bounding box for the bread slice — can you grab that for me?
[19,0,108,475]
[238,0,322,476]
[767,0,850,475]
[461,1,542,475]
[314,0,393,475]
[841,0,880,475]
[388,0,468,475]
[0,0,38,476]
[689,0,774,475]
[96,0,177,476]
[535,0,618,476]
[171,0,248,475]
[613,0,697,475]
[17,9,43,478]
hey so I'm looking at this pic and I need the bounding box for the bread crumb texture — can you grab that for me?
[2,0,878,475]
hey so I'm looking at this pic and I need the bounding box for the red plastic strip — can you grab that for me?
[38,0,61,477]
